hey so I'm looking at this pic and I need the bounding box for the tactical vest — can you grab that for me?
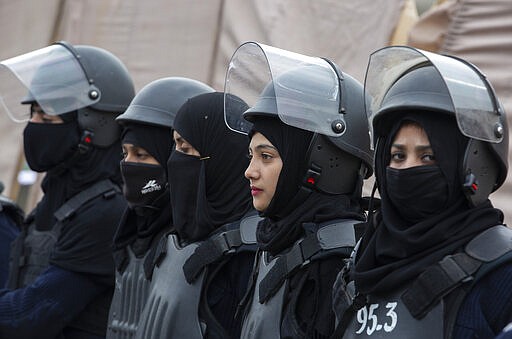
[335,225,512,339]
[135,213,260,339]
[7,179,120,289]
[240,218,358,339]
[107,247,153,339]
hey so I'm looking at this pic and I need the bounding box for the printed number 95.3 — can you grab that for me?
[355,302,398,335]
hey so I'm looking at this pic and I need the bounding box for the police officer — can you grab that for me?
[135,91,258,339]
[224,42,373,338]
[332,46,512,338]
[0,42,135,338]
[107,77,213,338]
[0,185,23,287]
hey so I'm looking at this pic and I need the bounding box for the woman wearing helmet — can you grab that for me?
[135,91,258,339]
[332,46,512,338]
[107,77,213,339]
[224,42,373,338]
[0,42,135,338]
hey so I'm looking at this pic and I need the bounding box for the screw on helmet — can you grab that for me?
[116,77,214,128]
[243,62,373,195]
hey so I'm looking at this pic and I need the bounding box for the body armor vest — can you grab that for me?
[107,247,152,339]
[336,225,512,339]
[7,179,119,289]
[135,213,259,339]
[240,218,358,339]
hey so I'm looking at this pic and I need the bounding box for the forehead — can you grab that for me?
[250,132,274,148]
[393,122,431,145]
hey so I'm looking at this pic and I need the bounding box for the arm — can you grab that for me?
[0,265,107,339]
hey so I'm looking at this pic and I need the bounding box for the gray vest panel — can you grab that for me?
[107,247,151,339]
[135,234,205,339]
[7,220,63,288]
[342,285,444,339]
[240,252,285,339]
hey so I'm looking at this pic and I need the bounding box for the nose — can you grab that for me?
[402,157,424,169]
[245,159,259,180]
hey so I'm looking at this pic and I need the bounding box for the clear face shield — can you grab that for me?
[224,41,345,136]
[0,42,100,122]
[365,46,505,148]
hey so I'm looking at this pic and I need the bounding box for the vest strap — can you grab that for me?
[183,229,243,283]
[182,214,260,283]
[54,179,119,222]
[259,219,357,303]
[402,225,512,320]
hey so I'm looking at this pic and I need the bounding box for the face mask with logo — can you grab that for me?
[120,162,167,209]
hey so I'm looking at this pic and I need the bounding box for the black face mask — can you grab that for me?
[23,121,80,172]
[120,162,166,209]
[167,150,203,240]
[385,165,449,224]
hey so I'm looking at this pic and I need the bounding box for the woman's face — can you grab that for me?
[122,143,159,165]
[245,132,283,212]
[173,130,200,157]
[389,122,436,169]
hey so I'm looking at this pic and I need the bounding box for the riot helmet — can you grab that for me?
[0,41,135,148]
[365,46,508,206]
[116,77,214,128]
[224,42,373,195]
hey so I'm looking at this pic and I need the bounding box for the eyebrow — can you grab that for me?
[253,144,278,152]
[391,143,433,152]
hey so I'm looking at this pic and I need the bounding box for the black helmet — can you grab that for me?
[116,77,214,128]
[366,46,508,206]
[225,42,373,195]
[0,41,135,148]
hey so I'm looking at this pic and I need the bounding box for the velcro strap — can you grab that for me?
[183,229,243,283]
[54,179,119,221]
[402,252,481,319]
[259,232,321,303]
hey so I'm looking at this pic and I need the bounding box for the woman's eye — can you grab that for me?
[390,152,404,161]
[261,153,272,160]
[422,154,435,162]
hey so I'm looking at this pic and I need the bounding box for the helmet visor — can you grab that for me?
[365,46,502,145]
[0,44,99,122]
[224,41,342,136]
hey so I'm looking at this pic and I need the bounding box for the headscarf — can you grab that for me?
[113,122,173,258]
[354,112,503,294]
[168,92,253,242]
[250,117,365,255]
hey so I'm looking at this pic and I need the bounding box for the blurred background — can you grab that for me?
[0,0,510,224]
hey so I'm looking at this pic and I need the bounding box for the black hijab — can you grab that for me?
[251,117,365,255]
[113,122,173,257]
[34,115,123,231]
[168,92,253,242]
[354,112,503,294]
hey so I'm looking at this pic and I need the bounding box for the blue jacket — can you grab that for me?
[0,213,19,288]
[453,263,512,339]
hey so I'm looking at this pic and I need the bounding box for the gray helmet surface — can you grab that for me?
[372,64,508,206]
[116,77,214,128]
[68,43,135,147]
[244,62,373,195]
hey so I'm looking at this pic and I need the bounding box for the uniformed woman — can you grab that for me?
[135,91,258,339]
[332,46,512,339]
[224,42,373,338]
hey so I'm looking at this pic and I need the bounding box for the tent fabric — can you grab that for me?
[0,0,405,212]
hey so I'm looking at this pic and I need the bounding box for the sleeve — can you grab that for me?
[0,265,107,339]
[0,213,20,287]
